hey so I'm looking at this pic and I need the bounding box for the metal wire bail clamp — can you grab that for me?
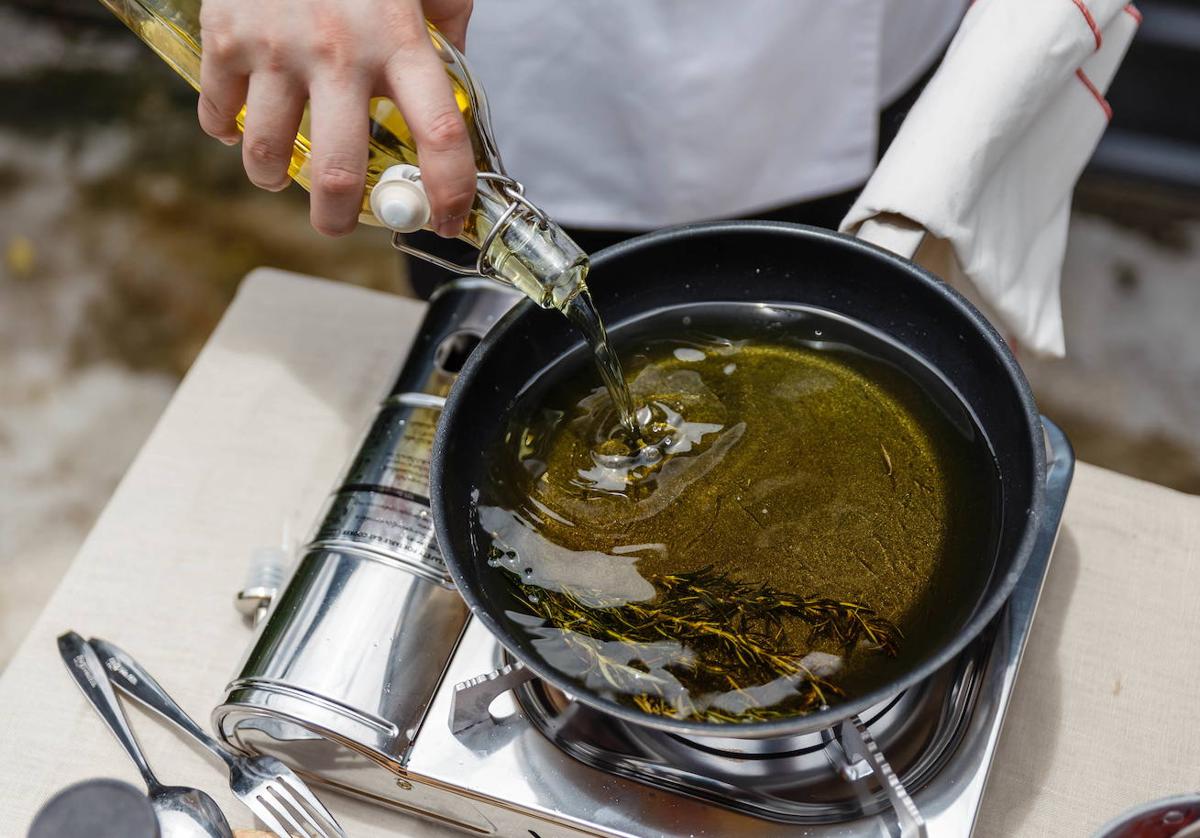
[390,170,551,280]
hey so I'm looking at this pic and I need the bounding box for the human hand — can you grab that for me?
[197,0,476,237]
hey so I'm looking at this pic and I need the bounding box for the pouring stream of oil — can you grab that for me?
[562,290,641,438]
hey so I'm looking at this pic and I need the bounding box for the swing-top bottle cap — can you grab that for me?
[370,164,432,233]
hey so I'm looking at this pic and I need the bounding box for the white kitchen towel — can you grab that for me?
[841,0,1142,356]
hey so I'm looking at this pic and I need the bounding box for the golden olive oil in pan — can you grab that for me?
[479,303,1000,724]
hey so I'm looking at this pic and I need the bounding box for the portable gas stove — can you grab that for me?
[215,279,1074,838]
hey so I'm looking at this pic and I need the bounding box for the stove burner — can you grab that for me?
[510,631,990,825]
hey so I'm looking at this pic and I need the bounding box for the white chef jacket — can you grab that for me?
[467,1,965,230]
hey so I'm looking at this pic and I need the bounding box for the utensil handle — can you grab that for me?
[89,636,235,768]
[57,631,160,791]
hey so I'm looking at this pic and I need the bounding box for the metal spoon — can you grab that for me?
[57,631,233,838]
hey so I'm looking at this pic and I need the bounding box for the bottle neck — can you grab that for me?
[457,176,590,311]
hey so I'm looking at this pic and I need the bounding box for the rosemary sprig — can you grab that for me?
[512,565,901,723]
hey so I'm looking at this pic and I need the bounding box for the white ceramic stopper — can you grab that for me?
[369,164,432,233]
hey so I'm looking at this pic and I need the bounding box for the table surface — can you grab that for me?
[2,269,1198,837]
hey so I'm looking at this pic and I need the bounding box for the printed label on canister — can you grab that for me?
[315,488,444,567]
[342,403,441,499]
[387,405,438,497]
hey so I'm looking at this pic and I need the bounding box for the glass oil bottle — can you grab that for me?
[96,0,589,310]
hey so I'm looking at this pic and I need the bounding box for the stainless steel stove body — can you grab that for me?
[215,280,1075,838]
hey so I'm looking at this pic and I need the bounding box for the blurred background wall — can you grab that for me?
[1,0,1198,665]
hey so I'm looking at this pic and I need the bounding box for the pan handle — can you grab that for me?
[854,214,925,261]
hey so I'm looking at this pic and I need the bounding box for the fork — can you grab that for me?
[88,637,345,838]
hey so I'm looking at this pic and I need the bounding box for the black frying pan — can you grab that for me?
[431,221,1046,739]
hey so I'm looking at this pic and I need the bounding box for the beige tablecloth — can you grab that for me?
[1,269,1198,837]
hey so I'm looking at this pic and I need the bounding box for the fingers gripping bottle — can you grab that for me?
[98,0,588,310]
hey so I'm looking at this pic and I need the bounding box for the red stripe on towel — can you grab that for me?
[1069,0,1103,49]
[1076,68,1113,120]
